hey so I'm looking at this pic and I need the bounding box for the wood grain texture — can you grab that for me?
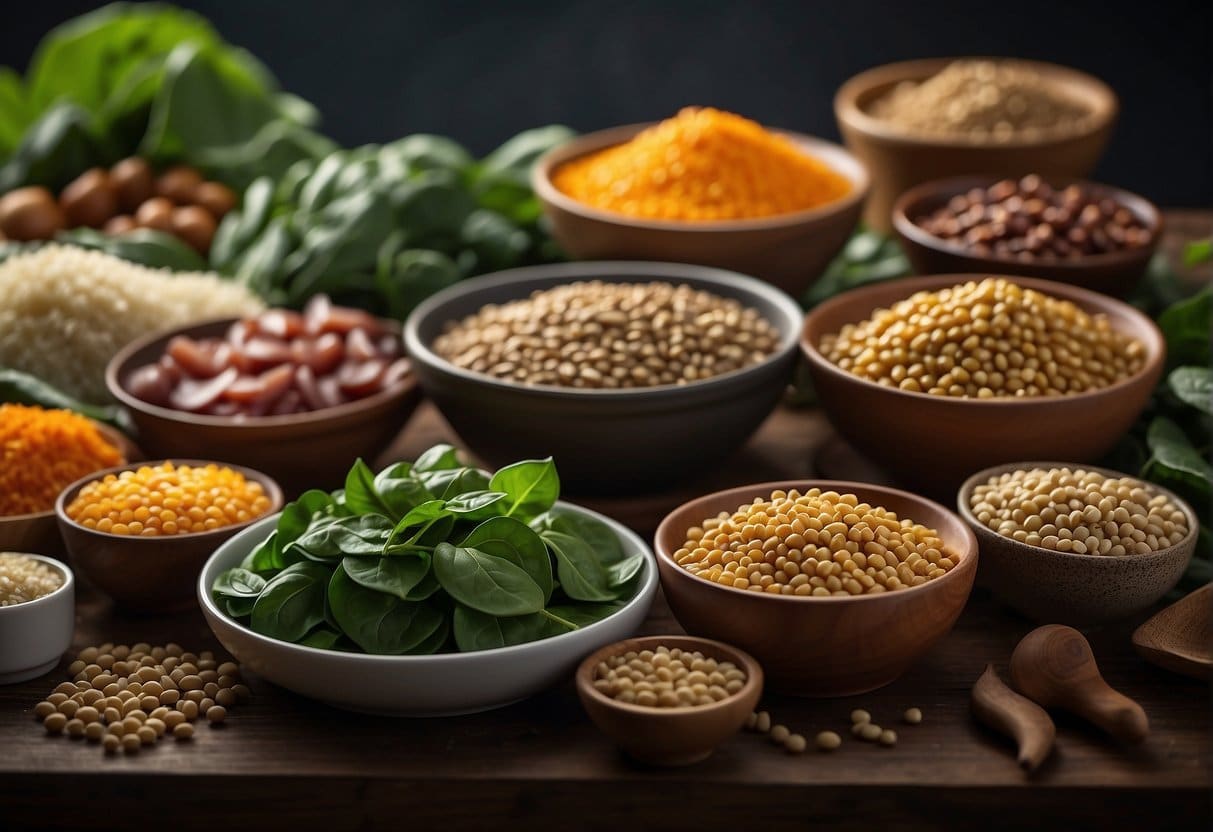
[1,213,1208,831]
[1133,583,1213,680]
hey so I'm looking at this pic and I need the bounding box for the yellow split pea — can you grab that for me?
[674,488,956,596]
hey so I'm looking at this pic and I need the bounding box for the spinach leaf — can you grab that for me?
[250,562,330,643]
[545,602,626,627]
[433,542,544,616]
[460,517,553,601]
[1145,417,1213,498]
[605,553,646,588]
[327,566,446,654]
[341,554,431,601]
[212,567,266,599]
[452,605,568,652]
[490,457,559,520]
[1169,366,1213,415]
[56,227,208,271]
[343,457,394,518]
[0,368,130,432]
[419,466,492,499]
[532,505,623,564]
[299,627,345,650]
[277,489,334,544]
[445,490,507,518]
[414,444,461,473]
[372,461,432,517]
[287,514,394,561]
[383,133,472,172]
[476,125,574,186]
[1157,286,1212,369]
[0,103,102,194]
[225,596,256,619]
[540,530,616,602]
[388,499,451,546]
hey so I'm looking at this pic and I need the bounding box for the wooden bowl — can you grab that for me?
[894,176,1161,298]
[0,423,140,558]
[106,318,422,496]
[533,123,868,296]
[404,261,804,495]
[55,460,283,612]
[800,274,1164,495]
[575,635,763,765]
[957,461,1198,626]
[654,481,977,696]
[834,58,1117,231]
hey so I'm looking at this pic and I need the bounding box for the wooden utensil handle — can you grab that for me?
[1072,680,1150,745]
[971,663,1056,772]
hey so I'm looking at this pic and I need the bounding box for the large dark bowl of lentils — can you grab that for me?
[893,175,1160,297]
[404,261,804,494]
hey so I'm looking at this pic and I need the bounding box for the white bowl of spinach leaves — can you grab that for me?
[198,445,657,715]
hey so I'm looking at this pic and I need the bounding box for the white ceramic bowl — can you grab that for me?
[0,554,75,684]
[198,505,658,716]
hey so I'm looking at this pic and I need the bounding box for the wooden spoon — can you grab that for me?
[1009,625,1149,744]
[1132,584,1212,680]
[971,663,1056,773]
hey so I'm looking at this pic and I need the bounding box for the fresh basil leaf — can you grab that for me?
[460,517,553,601]
[287,514,394,561]
[452,605,567,652]
[541,530,616,602]
[605,553,646,588]
[327,566,446,654]
[341,554,431,601]
[250,562,330,643]
[433,542,544,616]
[414,444,461,473]
[1168,366,1213,415]
[490,457,559,520]
[212,567,266,599]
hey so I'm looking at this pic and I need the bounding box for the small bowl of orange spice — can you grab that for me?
[55,460,282,611]
[534,107,869,295]
[0,404,139,557]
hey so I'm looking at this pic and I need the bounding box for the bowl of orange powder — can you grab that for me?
[0,404,139,557]
[534,107,869,296]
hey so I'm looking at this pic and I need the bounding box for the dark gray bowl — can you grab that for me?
[404,261,804,495]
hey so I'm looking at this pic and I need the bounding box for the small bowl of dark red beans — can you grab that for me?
[106,295,421,494]
[893,174,1161,297]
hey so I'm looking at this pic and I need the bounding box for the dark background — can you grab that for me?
[3,0,1210,206]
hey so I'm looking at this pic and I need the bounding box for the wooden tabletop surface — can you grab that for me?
[2,213,1209,831]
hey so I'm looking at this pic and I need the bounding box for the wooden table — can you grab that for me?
[2,215,1209,831]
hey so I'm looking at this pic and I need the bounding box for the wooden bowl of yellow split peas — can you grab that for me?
[655,480,978,696]
[55,460,283,612]
[800,274,1164,495]
[576,635,763,766]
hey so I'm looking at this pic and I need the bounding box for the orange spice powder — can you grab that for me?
[553,107,852,222]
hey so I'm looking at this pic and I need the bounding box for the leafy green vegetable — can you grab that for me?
[1169,367,1212,415]
[215,447,646,655]
[0,368,131,432]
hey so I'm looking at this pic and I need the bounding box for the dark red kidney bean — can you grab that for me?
[223,364,294,406]
[256,309,305,340]
[289,332,343,376]
[169,367,238,412]
[315,305,382,337]
[383,357,412,388]
[226,319,256,349]
[337,359,387,398]
[167,336,227,379]
[294,365,326,411]
[126,364,173,406]
[157,354,182,385]
[377,335,401,360]
[317,375,348,409]
[200,400,242,417]
[346,328,377,362]
[303,294,333,335]
[269,389,303,416]
[240,337,293,370]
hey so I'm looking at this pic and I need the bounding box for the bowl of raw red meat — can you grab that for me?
[107,296,420,494]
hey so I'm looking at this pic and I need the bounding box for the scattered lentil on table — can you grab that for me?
[819,277,1145,397]
[553,107,851,221]
[65,462,272,536]
[32,643,248,755]
[870,60,1093,141]
[0,404,124,517]
[593,645,747,708]
[915,175,1152,260]
[969,466,1189,555]
[432,280,780,389]
[675,488,957,596]
[0,553,65,606]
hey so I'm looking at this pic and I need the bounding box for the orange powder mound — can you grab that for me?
[553,107,852,222]
[0,404,123,516]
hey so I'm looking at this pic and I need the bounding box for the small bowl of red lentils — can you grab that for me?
[575,635,763,766]
[55,460,282,611]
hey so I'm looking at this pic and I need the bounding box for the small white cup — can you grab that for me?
[0,554,75,684]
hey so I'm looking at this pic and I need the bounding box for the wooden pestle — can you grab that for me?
[1009,625,1149,744]
[971,663,1056,772]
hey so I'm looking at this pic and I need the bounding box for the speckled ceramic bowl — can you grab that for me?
[957,461,1198,626]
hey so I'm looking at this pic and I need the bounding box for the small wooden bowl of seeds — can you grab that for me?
[958,461,1199,625]
[575,635,763,766]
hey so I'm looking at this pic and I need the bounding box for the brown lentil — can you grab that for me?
[871,60,1093,142]
[432,281,780,389]
[970,466,1189,555]
[820,278,1144,398]
[592,645,747,708]
[675,487,957,595]
[916,176,1152,261]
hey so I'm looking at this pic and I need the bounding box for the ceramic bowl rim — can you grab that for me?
[892,175,1162,271]
[0,552,74,616]
[106,316,417,430]
[834,56,1118,150]
[198,501,659,664]
[404,260,805,401]
[956,459,1200,566]
[532,122,871,232]
[575,634,763,717]
[654,478,978,605]
[800,273,1165,408]
[54,459,284,543]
